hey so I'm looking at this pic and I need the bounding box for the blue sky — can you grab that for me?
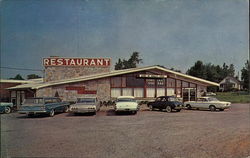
[1,0,248,79]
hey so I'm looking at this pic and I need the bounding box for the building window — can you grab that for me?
[111,77,121,87]
[122,88,133,96]
[146,88,155,97]
[157,88,165,97]
[167,88,175,96]
[146,79,155,87]
[176,80,181,88]
[157,79,165,86]
[167,78,175,87]
[182,81,189,88]
[126,77,144,87]
[111,88,121,97]
[134,88,144,97]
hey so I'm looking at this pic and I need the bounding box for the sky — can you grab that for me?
[0,0,249,79]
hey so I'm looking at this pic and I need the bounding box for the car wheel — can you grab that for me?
[186,104,192,110]
[27,114,34,117]
[4,107,11,114]
[148,105,153,111]
[209,105,216,112]
[49,109,55,117]
[64,106,69,113]
[165,106,172,113]
[219,109,224,111]
[176,109,181,112]
[132,111,137,115]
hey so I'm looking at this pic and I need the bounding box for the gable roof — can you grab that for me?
[7,65,219,90]
[219,76,241,84]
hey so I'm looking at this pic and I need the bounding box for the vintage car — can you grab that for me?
[0,102,14,114]
[69,97,100,114]
[114,96,139,114]
[18,97,70,117]
[184,97,231,111]
[147,96,183,112]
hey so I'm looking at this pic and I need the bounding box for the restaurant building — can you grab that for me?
[8,57,219,106]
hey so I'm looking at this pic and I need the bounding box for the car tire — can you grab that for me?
[176,109,181,112]
[132,111,137,115]
[165,106,172,113]
[186,104,192,110]
[49,109,55,117]
[27,114,34,117]
[4,107,11,114]
[148,105,153,111]
[209,105,216,112]
[219,109,224,111]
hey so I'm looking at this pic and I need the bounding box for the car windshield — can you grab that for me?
[23,98,44,105]
[207,97,219,102]
[77,98,96,104]
[168,97,178,102]
[117,98,136,102]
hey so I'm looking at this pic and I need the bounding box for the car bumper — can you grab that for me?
[18,110,47,114]
[115,107,138,112]
[174,106,183,110]
[69,109,96,113]
[219,105,231,109]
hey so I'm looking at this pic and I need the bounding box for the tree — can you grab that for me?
[241,60,249,91]
[27,74,41,79]
[114,58,123,70]
[186,61,206,79]
[9,74,24,80]
[170,68,181,73]
[114,52,143,70]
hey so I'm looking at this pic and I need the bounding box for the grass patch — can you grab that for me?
[215,92,250,103]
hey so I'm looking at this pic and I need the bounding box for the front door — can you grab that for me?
[182,88,196,102]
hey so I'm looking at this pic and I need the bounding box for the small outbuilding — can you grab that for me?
[219,76,243,91]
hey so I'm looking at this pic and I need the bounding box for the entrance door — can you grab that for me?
[182,88,196,102]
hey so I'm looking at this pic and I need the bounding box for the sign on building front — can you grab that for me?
[43,58,111,67]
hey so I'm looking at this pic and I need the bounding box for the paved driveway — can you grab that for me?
[1,104,250,158]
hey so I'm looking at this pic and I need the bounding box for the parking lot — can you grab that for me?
[1,103,250,158]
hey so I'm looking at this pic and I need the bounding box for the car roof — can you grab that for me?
[117,96,135,99]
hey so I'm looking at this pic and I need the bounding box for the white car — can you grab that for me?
[114,96,139,114]
[184,97,231,111]
[70,97,100,115]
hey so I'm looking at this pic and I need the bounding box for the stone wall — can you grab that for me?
[36,78,110,102]
[44,66,110,82]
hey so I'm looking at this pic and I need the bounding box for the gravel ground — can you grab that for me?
[1,104,250,158]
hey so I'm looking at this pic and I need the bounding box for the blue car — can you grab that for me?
[0,102,14,114]
[18,97,70,117]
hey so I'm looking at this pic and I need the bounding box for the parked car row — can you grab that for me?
[1,96,231,117]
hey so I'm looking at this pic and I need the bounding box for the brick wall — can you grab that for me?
[44,66,110,82]
[36,78,110,102]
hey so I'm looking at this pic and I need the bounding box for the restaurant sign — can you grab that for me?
[43,58,111,67]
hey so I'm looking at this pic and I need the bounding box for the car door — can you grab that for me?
[153,97,162,109]
[161,97,168,109]
[192,98,203,108]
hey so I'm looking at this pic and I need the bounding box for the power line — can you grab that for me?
[0,66,43,72]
